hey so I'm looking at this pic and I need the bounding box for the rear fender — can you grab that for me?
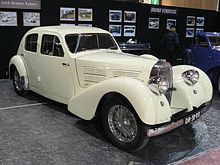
[9,55,29,89]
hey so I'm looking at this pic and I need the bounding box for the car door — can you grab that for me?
[22,33,41,89]
[191,36,213,72]
[37,33,75,103]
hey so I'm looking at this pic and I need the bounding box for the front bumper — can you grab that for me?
[146,100,212,137]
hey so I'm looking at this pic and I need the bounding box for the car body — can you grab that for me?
[9,26,212,151]
[184,32,220,94]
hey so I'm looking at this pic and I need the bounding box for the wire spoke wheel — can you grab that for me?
[108,105,137,143]
[101,96,148,151]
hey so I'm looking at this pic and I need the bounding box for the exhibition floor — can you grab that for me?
[0,79,220,165]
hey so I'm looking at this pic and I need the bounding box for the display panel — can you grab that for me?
[124,25,136,37]
[166,19,176,29]
[109,25,121,36]
[23,12,40,26]
[60,7,75,21]
[186,16,195,26]
[78,8,93,21]
[0,0,41,10]
[148,18,159,29]
[196,17,205,26]
[124,11,136,23]
[186,28,194,38]
[109,10,122,22]
[0,11,17,26]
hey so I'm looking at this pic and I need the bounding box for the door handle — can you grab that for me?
[62,62,69,67]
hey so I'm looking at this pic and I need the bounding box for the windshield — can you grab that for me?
[65,33,118,53]
[209,36,220,47]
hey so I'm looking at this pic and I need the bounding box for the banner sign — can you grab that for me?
[150,7,178,15]
[0,0,41,10]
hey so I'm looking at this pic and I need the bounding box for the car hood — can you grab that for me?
[75,50,158,88]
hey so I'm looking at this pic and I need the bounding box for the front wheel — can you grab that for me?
[101,96,148,152]
[13,69,29,96]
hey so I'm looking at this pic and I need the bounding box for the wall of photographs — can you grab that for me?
[109,10,136,37]
[0,0,220,78]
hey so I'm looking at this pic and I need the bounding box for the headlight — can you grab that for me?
[148,76,169,95]
[182,69,199,86]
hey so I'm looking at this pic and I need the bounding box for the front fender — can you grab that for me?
[68,77,172,125]
[9,55,29,89]
[171,65,213,111]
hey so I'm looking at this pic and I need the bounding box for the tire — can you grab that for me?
[101,96,148,152]
[13,69,29,96]
[218,74,220,97]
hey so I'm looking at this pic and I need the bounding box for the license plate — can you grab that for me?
[184,111,201,124]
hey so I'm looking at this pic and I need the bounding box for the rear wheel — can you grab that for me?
[101,96,148,151]
[13,69,28,96]
[218,74,220,97]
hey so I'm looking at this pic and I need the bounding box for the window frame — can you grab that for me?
[40,34,64,57]
[25,33,38,52]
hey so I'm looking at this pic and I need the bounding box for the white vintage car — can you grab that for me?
[9,26,212,151]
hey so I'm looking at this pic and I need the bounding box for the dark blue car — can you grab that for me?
[184,32,220,94]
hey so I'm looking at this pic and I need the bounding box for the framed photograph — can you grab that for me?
[23,12,40,26]
[78,8,93,21]
[78,24,92,27]
[109,10,122,22]
[60,7,75,21]
[196,28,204,34]
[186,16,195,26]
[196,17,205,26]
[124,25,136,37]
[0,11,17,26]
[148,18,159,29]
[166,19,176,29]
[186,28,194,38]
[124,11,136,23]
[109,25,121,36]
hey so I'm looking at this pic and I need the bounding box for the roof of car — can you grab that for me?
[28,26,110,35]
[197,32,220,37]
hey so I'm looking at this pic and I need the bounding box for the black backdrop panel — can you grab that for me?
[0,0,220,78]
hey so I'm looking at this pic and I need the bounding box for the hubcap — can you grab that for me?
[14,70,23,92]
[108,105,137,143]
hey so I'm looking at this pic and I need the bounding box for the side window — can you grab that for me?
[25,33,38,52]
[41,34,64,57]
[65,34,78,53]
[197,36,209,48]
[98,34,117,50]
[77,34,98,52]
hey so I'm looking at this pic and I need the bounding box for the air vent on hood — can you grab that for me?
[113,70,141,79]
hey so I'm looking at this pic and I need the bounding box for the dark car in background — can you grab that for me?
[118,38,151,55]
[184,32,220,94]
